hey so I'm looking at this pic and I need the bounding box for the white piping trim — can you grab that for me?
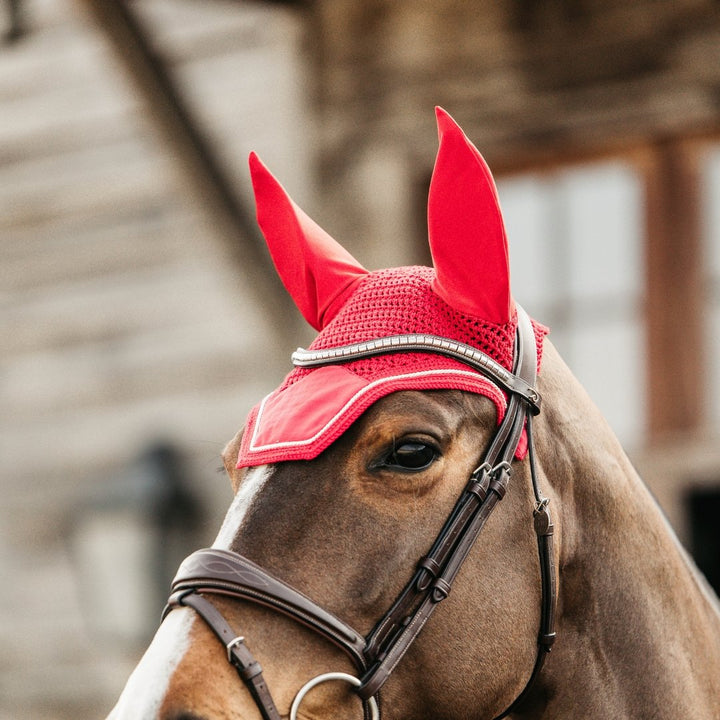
[248,368,504,454]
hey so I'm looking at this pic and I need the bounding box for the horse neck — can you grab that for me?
[532,345,720,718]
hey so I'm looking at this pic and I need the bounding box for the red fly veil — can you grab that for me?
[237,108,547,468]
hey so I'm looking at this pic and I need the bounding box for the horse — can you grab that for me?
[106,108,720,720]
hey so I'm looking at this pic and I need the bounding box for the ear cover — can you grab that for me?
[249,152,368,330]
[428,107,513,325]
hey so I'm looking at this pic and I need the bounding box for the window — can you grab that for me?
[497,161,646,449]
[702,145,720,428]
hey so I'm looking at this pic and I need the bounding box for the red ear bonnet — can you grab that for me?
[249,152,368,330]
[428,107,513,324]
[240,114,545,469]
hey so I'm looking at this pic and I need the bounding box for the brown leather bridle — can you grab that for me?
[164,307,557,720]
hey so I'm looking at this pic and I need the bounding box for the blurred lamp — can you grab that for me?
[72,442,201,646]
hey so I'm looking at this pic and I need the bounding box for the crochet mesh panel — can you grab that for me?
[280,266,546,391]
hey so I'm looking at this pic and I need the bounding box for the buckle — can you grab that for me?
[226,635,246,663]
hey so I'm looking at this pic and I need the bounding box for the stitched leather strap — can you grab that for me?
[493,411,557,719]
[168,548,368,671]
[490,308,556,719]
[166,590,281,720]
[358,307,538,700]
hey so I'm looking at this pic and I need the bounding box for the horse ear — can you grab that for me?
[249,153,368,330]
[428,107,513,325]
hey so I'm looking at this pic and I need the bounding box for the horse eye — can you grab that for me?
[384,442,438,471]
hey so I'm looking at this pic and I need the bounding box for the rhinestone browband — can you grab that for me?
[291,334,540,411]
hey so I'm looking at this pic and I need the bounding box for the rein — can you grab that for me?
[164,306,557,720]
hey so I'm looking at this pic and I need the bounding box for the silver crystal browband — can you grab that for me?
[291,333,540,411]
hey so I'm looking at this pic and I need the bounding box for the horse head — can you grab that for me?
[107,109,720,720]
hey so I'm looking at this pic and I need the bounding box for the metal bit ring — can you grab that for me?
[289,672,379,720]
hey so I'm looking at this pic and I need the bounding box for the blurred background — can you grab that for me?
[1,0,720,717]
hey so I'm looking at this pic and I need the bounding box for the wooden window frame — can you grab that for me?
[491,135,720,444]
